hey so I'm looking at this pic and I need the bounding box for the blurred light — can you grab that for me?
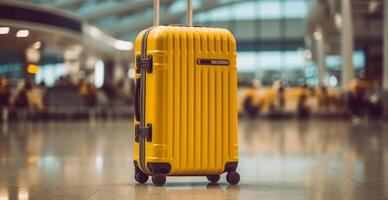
[113,40,134,51]
[0,187,8,200]
[26,48,41,63]
[313,31,322,40]
[128,68,135,79]
[27,64,40,74]
[86,57,98,70]
[64,45,83,59]
[303,50,312,60]
[27,155,38,164]
[95,60,104,88]
[369,1,380,13]
[95,156,104,172]
[84,25,133,51]
[305,67,316,77]
[16,30,29,38]
[0,27,10,35]
[32,41,41,50]
[35,63,66,86]
[329,76,338,86]
[359,69,366,79]
[334,13,342,29]
[17,188,28,200]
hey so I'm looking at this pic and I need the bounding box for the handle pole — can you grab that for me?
[187,0,192,26]
[153,0,160,26]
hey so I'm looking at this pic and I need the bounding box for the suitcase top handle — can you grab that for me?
[153,0,192,27]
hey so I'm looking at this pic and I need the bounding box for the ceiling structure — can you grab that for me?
[307,0,384,55]
[19,0,246,41]
[8,0,384,62]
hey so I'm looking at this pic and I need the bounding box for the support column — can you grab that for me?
[340,0,354,88]
[384,0,388,116]
[315,27,326,85]
[103,59,114,85]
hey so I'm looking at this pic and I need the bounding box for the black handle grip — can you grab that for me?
[134,78,140,121]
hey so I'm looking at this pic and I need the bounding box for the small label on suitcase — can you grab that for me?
[196,58,230,66]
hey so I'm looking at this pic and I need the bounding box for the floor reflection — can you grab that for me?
[0,119,387,199]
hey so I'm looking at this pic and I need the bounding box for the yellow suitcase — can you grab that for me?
[133,0,238,186]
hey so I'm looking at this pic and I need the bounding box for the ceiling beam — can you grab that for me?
[79,0,174,22]
[49,0,83,9]
[111,0,246,36]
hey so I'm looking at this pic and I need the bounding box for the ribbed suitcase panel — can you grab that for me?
[168,27,235,174]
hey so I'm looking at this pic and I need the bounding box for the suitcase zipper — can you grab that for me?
[137,27,155,175]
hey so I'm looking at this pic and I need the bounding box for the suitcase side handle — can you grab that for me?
[134,78,140,121]
[153,0,192,26]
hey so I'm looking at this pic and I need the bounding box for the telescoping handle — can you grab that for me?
[153,0,192,26]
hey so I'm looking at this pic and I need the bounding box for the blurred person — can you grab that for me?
[26,80,45,112]
[55,75,73,87]
[242,79,262,118]
[13,79,45,111]
[297,84,310,118]
[346,80,368,117]
[367,81,383,118]
[115,78,132,105]
[306,86,319,111]
[101,83,116,101]
[79,81,97,107]
[13,79,29,108]
[96,90,109,107]
[269,80,286,112]
[317,85,330,112]
[0,77,11,108]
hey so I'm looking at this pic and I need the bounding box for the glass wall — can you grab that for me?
[193,0,365,87]
[195,0,309,22]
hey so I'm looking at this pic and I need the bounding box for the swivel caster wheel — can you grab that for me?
[226,171,240,185]
[152,173,166,186]
[207,175,220,183]
[135,171,148,184]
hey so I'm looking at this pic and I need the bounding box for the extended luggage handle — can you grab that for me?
[136,0,193,177]
[153,0,192,26]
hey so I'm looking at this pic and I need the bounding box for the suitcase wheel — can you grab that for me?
[135,170,149,184]
[206,175,220,183]
[226,171,240,185]
[152,173,166,186]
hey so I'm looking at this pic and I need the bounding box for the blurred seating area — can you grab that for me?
[0,76,133,121]
[238,79,384,119]
[1,74,383,121]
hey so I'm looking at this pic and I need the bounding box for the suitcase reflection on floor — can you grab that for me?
[133,183,239,200]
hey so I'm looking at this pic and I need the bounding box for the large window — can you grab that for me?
[237,50,366,86]
[237,51,310,72]
[0,63,22,80]
[192,0,312,86]
[194,0,309,23]
[325,51,365,70]
[35,63,66,86]
[237,51,312,86]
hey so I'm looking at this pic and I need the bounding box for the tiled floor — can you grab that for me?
[0,118,387,199]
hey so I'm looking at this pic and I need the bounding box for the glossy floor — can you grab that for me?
[0,118,388,200]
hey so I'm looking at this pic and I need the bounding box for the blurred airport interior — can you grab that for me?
[0,0,388,199]
[0,0,385,120]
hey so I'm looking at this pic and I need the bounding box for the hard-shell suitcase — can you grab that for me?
[133,0,239,186]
